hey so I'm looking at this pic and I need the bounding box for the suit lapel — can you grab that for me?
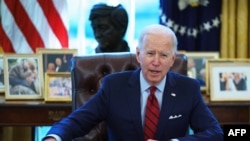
[126,69,144,140]
[156,72,178,138]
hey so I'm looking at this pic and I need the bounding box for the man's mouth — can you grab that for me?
[150,70,160,74]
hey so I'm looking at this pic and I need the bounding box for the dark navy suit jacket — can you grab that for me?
[47,69,223,141]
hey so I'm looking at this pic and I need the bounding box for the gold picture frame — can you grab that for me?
[44,72,72,102]
[4,54,44,100]
[36,48,77,74]
[184,52,219,92]
[0,54,4,93]
[206,59,250,102]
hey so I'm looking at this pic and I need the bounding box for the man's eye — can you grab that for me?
[147,52,154,55]
[161,54,167,57]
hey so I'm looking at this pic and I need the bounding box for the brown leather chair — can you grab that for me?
[71,52,187,141]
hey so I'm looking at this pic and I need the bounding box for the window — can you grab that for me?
[68,0,159,54]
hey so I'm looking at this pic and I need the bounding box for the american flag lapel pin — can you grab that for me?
[171,93,176,97]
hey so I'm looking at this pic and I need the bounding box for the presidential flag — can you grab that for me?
[0,0,69,53]
[160,0,222,51]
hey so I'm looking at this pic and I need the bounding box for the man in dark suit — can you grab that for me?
[54,55,69,72]
[43,24,223,141]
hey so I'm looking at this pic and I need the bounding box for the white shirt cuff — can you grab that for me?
[46,134,62,141]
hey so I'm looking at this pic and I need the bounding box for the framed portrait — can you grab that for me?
[4,54,44,100]
[184,52,219,92]
[206,59,250,102]
[36,48,77,75]
[44,72,72,102]
[0,54,4,93]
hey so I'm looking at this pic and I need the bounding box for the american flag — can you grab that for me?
[0,0,69,53]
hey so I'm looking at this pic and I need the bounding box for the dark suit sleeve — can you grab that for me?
[44,79,109,141]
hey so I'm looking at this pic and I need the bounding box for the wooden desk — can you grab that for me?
[0,99,72,126]
[203,95,250,125]
[0,96,249,126]
[209,103,250,125]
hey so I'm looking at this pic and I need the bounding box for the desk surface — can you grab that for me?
[0,95,250,126]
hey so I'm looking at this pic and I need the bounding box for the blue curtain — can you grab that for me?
[160,0,222,51]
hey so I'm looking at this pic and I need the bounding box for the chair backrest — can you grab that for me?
[70,52,187,141]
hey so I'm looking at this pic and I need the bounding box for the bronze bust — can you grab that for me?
[89,3,130,53]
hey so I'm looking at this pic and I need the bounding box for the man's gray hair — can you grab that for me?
[138,24,178,54]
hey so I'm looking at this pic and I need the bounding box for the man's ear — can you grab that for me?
[170,54,176,67]
[135,47,141,64]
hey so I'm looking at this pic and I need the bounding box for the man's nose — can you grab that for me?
[152,54,160,65]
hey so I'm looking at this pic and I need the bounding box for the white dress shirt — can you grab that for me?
[139,70,166,126]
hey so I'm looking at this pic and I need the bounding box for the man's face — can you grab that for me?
[136,33,176,85]
[91,17,122,49]
[55,58,62,66]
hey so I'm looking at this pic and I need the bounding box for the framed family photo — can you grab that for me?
[185,52,219,92]
[206,59,250,102]
[0,54,4,93]
[4,54,44,100]
[36,48,77,75]
[44,72,72,102]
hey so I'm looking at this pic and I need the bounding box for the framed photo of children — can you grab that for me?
[4,54,44,100]
[44,72,72,102]
[0,55,4,93]
[207,59,250,102]
[36,48,77,75]
[185,52,219,92]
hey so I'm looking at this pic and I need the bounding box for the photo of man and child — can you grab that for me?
[43,54,72,73]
